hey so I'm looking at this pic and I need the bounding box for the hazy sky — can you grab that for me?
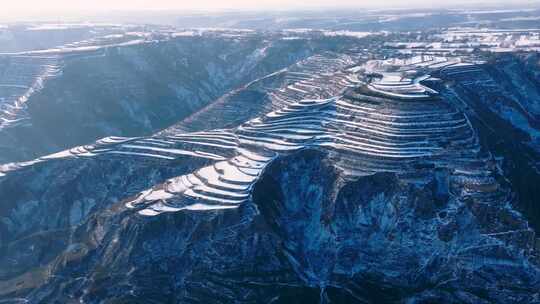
[3,0,536,12]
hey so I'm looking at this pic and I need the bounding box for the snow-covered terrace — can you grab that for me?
[0,52,495,216]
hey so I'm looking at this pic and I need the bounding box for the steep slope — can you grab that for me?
[433,53,540,231]
[0,34,360,163]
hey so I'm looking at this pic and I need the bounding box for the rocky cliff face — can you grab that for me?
[1,150,538,303]
[254,150,539,303]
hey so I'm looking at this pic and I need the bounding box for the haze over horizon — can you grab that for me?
[3,0,539,16]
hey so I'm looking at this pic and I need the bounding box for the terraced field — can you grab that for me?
[0,54,61,130]
[0,31,149,131]
[0,55,504,217]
